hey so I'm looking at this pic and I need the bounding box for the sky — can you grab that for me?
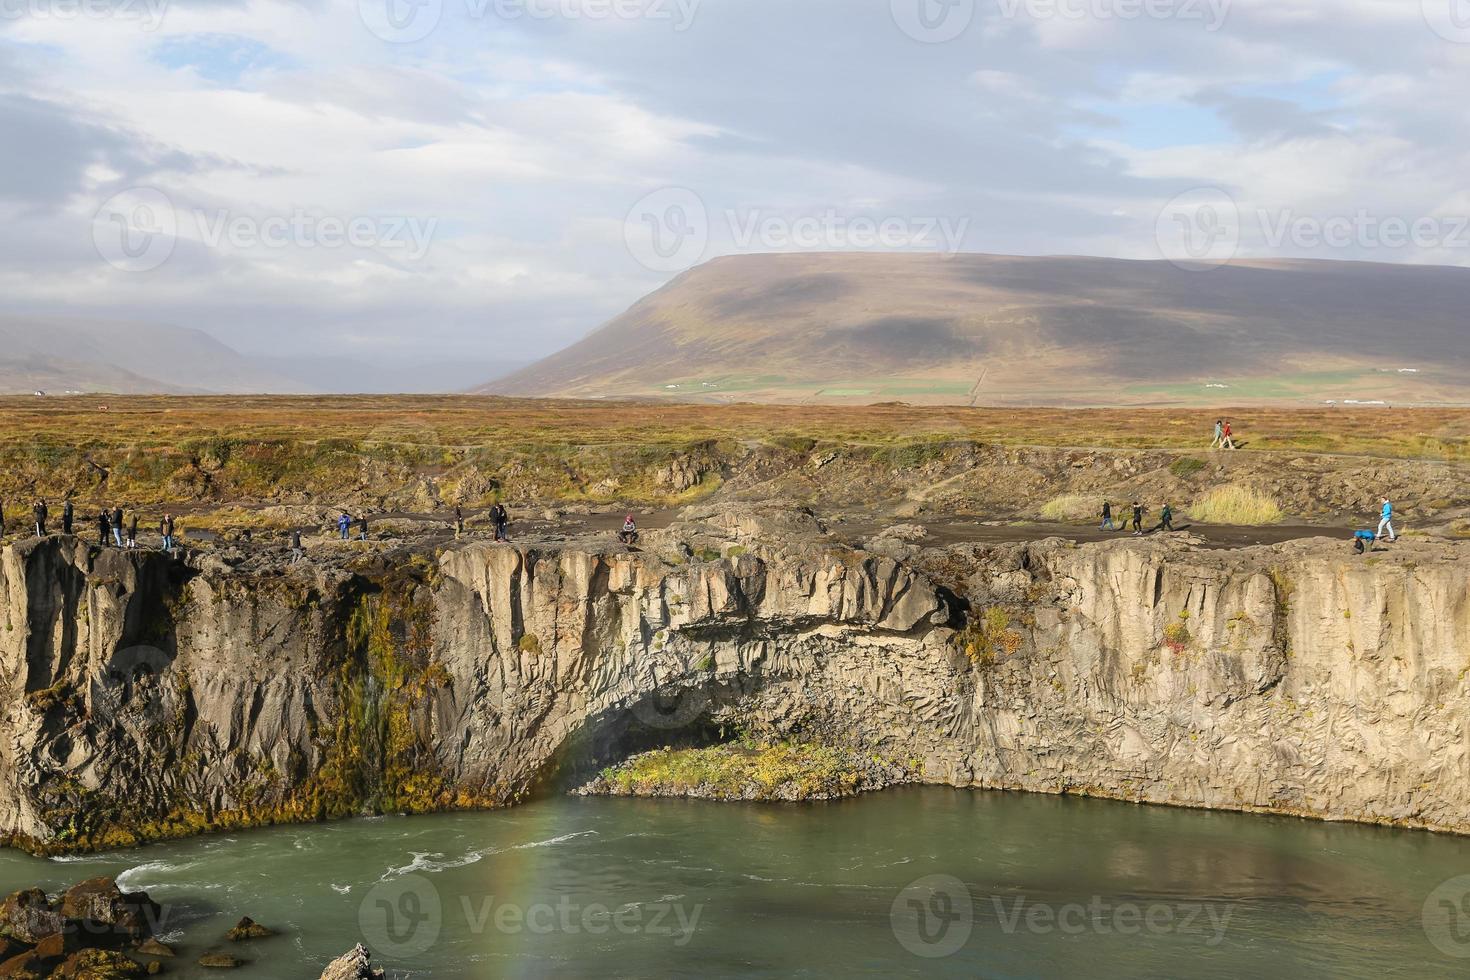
[1,0,1468,371]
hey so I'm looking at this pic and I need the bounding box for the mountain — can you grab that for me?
[0,315,527,395]
[0,315,308,394]
[482,253,1470,405]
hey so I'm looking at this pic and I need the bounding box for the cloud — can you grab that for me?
[0,0,1467,372]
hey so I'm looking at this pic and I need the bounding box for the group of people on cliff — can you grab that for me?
[5,499,179,552]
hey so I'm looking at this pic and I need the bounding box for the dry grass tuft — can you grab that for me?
[1190,485,1283,525]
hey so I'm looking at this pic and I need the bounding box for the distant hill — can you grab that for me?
[0,315,306,395]
[0,316,527,395]
[482,253,1470,405]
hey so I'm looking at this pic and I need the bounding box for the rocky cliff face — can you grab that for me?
[1,518,1467,854]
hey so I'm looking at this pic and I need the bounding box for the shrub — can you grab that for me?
[1163,611,1192,655]
[1169,457,1207,478]
[1189,485,1283,525]
[954,607,1024,667]
[517,634,542,655]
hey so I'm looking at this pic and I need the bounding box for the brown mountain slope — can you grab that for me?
[484,253,1470,405]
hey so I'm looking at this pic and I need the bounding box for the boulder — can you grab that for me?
[318,944,386,980]
[197,952,246,968]
[0,889,63,944]
[134,939,173,958]
[0,945,64,979]
[224,917,272,941]
[53,948,145,979]
[58,879,159,946]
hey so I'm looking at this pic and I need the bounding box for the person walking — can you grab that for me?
[1210,419,1224,450]
[62,499,74,535]
[34,499,48,537]
[489,502,509,542]
[1131,501,1145,535]
[455,505,465,539]
[160,513,176,552]
[111,505,124,547]
[290,528,304,563]
[1100,500,1116,531]
[97,510,111,547]
[1376,498,1398,543]
[1220,419,1236,450]
[1151,502,1176,533]
[357,513,369,542]
[337,511,352,541]
[126,513,138,550]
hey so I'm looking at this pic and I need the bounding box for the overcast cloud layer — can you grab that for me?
[1,0,1468,365]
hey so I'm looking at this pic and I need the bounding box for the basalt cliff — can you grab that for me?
[2,506,1468,854]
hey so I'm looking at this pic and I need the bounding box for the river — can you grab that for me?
[3,788,1467,977]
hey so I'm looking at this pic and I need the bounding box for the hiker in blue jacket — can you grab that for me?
[1353,530,1376,554]
[1376,498,1398,543]
[337,512,352,540]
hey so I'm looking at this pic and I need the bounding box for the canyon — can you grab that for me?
[2,505,1468,856]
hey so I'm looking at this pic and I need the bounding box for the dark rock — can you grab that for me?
[318,944,386,980]
[224,916,272,941]
[135,939,173,958]
[198,952,245,968]
[59,878,160,946]
[0,888,63,944]
[0,946,63,979]
[53,948,145,978]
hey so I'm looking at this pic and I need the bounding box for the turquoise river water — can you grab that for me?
[3,788,1469,978]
